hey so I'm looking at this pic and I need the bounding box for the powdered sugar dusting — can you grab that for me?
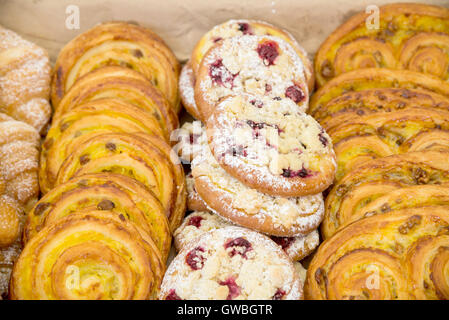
[179,62,200,119]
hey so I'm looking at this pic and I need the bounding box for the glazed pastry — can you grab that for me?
[40,98,167,194]
[179,61,201,119]
[306,207,449,300]
[11,210,164,300]
[315,3,449,86]
[195,35,308,120]
[52,66,178,137]
[206,94,336,197]
[160,226,303,300]
[186,172,208,212]
[323,150,449,239]
[310,68,449,117]
[191,137,324,237]
[174,211,319,261]
[326,107,449,180]
[51,21,180,112]
[0,25,51,134]
[190,19,314,93]
[24,173,171,261]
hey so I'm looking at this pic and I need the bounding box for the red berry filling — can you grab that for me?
[185,246,206,270]
[209,59,237,88]
[213,37,223,43]
[272,288,286,300]
[238,22,252,35]
[265,83,272,94]
[249,99,264,108]
[285,85,305,103]
[165,289,182,300]
[257,41,279,66]
[219,277,241,300]
[271,236,294,250]
[282,167,311,178]
[318,132,328,147]
[224,237,253,258]
[187,215,204,228]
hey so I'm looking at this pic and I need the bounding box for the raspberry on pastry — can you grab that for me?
[160,226,303,300]
[206,94,336,197]
[195,35,309,120]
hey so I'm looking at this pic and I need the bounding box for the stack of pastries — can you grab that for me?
[305,3,449,300]
[164,19,337,300]
[9,22,186,300]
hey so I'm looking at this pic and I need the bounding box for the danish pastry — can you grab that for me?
[173,120,206,164]
[24,173,171,261]
[52,66,178,137]
[323,150,449,239]
[191,138,324,237]
[315,3,449,86]
[51,21,180,112]
[306,207,449,300]
[207,94,336,197]
[11,210,164,300]
[0,25,51,134]
[160,226,303,300]
[179,61,201,119]
[195,35,308,120]
[186,172,208,212]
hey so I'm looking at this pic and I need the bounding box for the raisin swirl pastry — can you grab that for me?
[306,207,449,300]
[325,107,449,180]
[207,94,336,197]
[309,68,449,118]
[24,173,171,260]
[160,226,303,300]
[11,210,164,300]
[0,25,51,134]
[191,135,324,237]
[195,35,308,120]
[323,150,449,239]
[51,21,180,112]
[190,19,313,92]
[40,98,167,194]
[52,66,178,137]
[174,211,319,262]
[315,3,449,86]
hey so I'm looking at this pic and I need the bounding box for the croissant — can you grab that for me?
[25,173,171,261]
[51,21,180,112]
[0,25,51,134]
[306,206,449,300]
[11,210,164,300]
[322,150,449,239]
[52,66,178,137]
[314,3,449,86]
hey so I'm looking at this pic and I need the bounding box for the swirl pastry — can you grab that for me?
[0,25,51,134]
[24,173,171,261]
[315,3,449,86]
[310,68,449,117]
[195,35,308,120]
[51,21,180,112]
[160,226,303,300]
[306,207,449,300]
[207,94,336,197]
[52,66,178,137]
[11,210,164,300]
[323,150,449,239]
[40,98,167,194]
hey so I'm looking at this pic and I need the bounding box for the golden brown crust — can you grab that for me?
[179,61,202,120]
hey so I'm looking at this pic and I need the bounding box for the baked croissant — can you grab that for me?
[0,25,51,134]
[306,206,449,300]
[314,3,449,86]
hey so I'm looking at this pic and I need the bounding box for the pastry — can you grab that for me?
[24,173,171,261]
[160,226,303,300]
[306,207,449,300]
[191,137,324,237]
[186,172,208,212]
[174,211,319,261]
[206,94,336,197]
[314,3,449,86]
[0,25,51,134]
[179,61,201,119]
[195,35,308,120]
[190,19,314,92]
[323,150,449,239]
[52,66,178,137]
[173,120,206,164]
[39,98,168,194]
[51,21,180,112]
[11,210,164,300]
